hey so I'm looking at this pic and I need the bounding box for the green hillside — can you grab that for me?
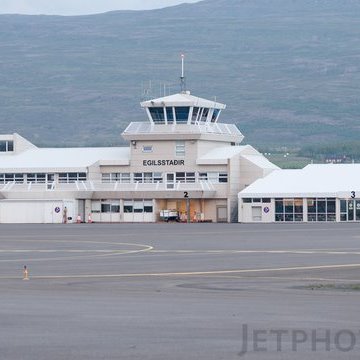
[0,0,360,147]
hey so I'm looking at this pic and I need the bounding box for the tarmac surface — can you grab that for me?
[1,223,360,359]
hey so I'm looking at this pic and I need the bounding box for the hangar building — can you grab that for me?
[238,164,360,223]
[0,91,277,223]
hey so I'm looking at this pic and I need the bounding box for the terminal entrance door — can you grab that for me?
[340,199,360,221]
[216,206,227,223]
[252,206,262,222]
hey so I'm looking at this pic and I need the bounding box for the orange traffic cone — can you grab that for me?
[88,213,93,223]
[76,214,82,223]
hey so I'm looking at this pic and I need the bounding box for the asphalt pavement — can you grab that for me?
[0,223,359,359]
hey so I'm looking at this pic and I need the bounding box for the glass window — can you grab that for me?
[219,173,228,183]
[91,200,101,213]
[262,198,271,203]
[111,202,120,213]
[102,174,111,183]
[307,198,316,213]
[348,200,354,221]
[275,199,284,213]
[243,198,252,203]
[143,173,153,183]
[191,107,199,124]
[327,199,336,213]
[166,107,174,123]
[201,108,209,122]
[308,198,337,222]
[149,107,165,123]
[317,199,326,213]
[207,172,218,183]
[134,200,144,213]
[142,145,153,153]
[124,201,133,213]
[3,173,24,183]
[198,172,207,181]
[121,173,131,183]
[134,173,143,183]
[175,141,185,156]
[284,199,294,213]
[175,107,190,123]
[153,172,163,183]
[186,172,195,183]
[27,173,46,184]
[176,172,185,183]
[14,174,24,183]
[340,199,347,213]
[294,199,303,213]
[275,198,303,222]
[211,109,220,122]
[101,203,111,213]
[58,173,86,183]
[144,200,153,213]
[102,173,130,183]
[0,140,13,152]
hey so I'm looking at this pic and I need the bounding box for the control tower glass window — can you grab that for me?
[166,107,174,124]
[201,108,209,122]
[211,109,220,122]
[191,107,199,124]
[175,107,190,123]
[149,107,165,123]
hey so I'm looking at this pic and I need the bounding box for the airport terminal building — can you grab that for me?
[238,164,360,223]
[0,91,277,223]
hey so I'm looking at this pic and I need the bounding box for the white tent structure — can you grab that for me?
[238,164,360,223]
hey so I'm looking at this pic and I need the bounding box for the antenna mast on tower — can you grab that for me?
[180,54,186,93]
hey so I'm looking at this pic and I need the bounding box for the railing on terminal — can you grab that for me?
[123,122,242,137]
[0,180,218,192]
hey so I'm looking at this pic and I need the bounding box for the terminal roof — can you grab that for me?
[141,92,226,110]
[239,164,360,198]
[0,147,130,172]
[197,145,279,167]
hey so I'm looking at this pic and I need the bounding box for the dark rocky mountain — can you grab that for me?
[0,0,360,147]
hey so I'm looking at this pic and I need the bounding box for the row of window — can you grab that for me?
[148,106,221,124]
[245,197,360,222]
[243,198,271,203]
[102,172,228,184]
[0,171,228,185]
[0,173,87,184]
[275,198,336,222]
[141,141,185,156]
[92,200,153,214]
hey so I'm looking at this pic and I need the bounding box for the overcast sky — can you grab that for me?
[0,0,201,15]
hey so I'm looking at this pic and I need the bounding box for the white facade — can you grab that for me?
[238,164,360,223]
[0,91,277,224]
